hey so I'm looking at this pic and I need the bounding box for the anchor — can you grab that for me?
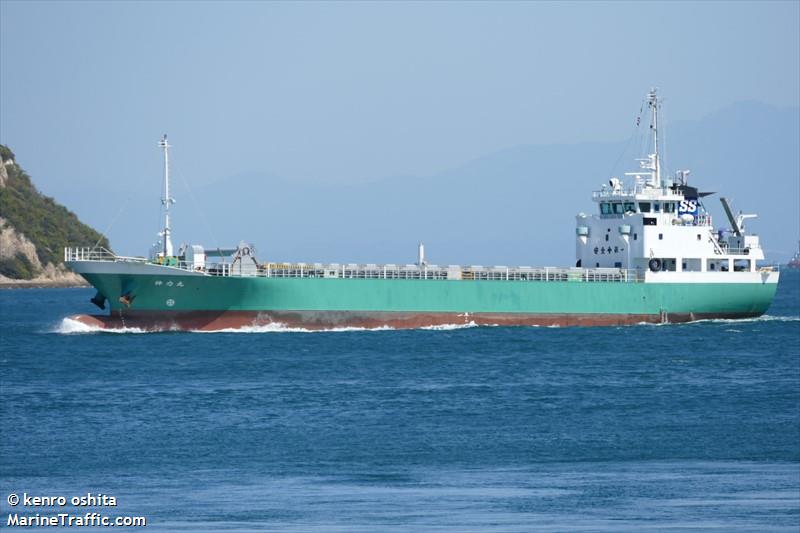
[90,291,106,310]
[118,281,136,307]
[118,292,135,307]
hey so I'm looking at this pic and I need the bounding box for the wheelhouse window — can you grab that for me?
[624,202,636,213]
[664,202,675,213]
[653,202,661,213]
[639,202,651,213]
[613,202,625,214]
[600,203,612,215]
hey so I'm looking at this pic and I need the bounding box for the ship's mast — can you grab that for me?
[159,134,174,257]
[648,88,661,187]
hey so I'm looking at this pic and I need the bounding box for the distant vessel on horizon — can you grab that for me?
[65,90,779,331]
[788,241,800,269]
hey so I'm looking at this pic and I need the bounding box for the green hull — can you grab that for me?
[82,272,776,317]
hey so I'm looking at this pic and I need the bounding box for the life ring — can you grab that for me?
[648,258,662,272]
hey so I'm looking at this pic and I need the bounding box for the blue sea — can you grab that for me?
[1,272,799,531]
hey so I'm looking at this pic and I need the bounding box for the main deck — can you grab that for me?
[65,247,641,283]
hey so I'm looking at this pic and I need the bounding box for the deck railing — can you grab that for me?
[65,247,146,263]
[65,247,644,283]
[263,264,642,282]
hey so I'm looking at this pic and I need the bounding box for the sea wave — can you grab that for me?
[634,315,800,327]
[192,323,397,334]
[53,318,399,334]
[420,321,480,331]
[53,317,485,334]
[689,315,800,325]
[54,317,148,334]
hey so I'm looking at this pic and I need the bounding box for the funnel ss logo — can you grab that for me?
[678,199,698,214]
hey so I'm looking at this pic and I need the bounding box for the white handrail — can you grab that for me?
[64,246,645,283]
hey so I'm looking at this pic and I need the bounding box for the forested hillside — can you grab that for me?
[0,144,110,280]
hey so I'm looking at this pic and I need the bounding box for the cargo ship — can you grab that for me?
[66,90,779,331]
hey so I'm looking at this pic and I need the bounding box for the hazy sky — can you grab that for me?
[1,1,798,261]
[2,1,798,186]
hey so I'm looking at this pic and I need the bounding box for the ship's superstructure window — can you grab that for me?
[658,233,663,240]
[624,202,636,213]
[683,258,702,272]
[600,203,611,215]
[653,203,661,213]
[633,233,638,240]
[639,202,651,212]
[708,259,729,272]
[613,203,625,215]
[664,202,675,213]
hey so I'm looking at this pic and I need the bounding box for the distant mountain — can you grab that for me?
[0,145,110,282]
[185,101,799,266]
[46,100,800,266]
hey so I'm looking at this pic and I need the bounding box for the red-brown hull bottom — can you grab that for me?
[67,310,761,332]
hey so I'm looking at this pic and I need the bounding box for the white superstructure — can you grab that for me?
[575,89,774,283]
